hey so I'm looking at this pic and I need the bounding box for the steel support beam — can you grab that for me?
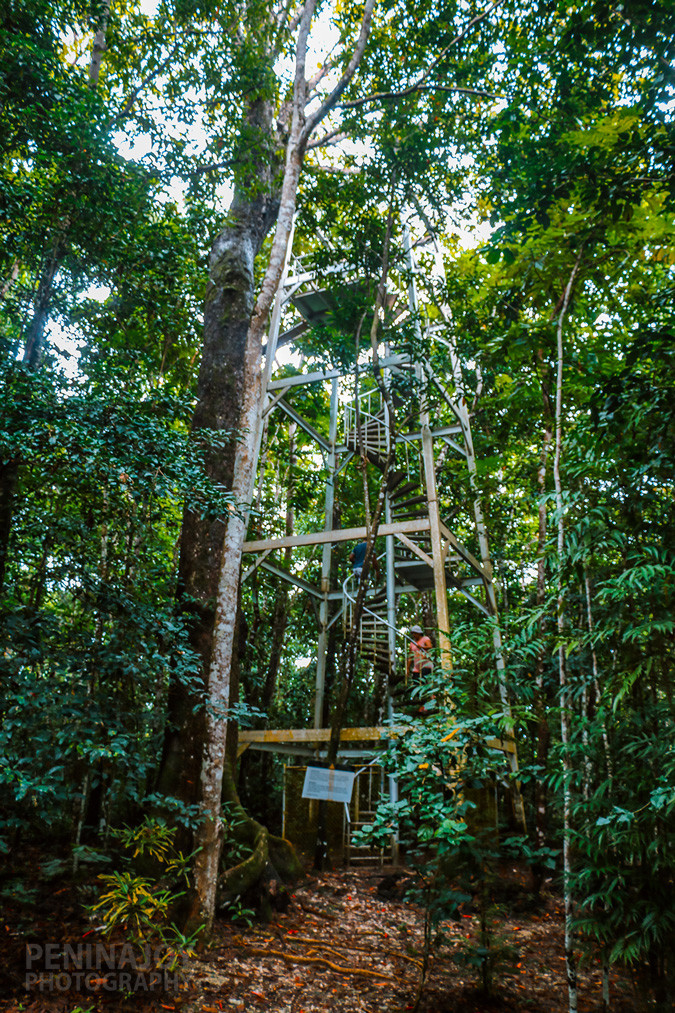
[243,517,432,554]
[315,377,339,728]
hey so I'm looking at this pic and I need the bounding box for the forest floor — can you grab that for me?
[1,860,640,1013]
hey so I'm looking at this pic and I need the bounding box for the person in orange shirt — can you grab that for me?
[407,625,435,713]
[407,625,433,683]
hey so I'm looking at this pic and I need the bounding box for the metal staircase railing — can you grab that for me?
[344,387,389,455]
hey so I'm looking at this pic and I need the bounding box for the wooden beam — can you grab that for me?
[243,518,431,554]
[258,559,323,598]
[439,521,486,577]
[239,727,400,744]
[266,354,410,392]
[237,726,516,753]
[395,531,434,568]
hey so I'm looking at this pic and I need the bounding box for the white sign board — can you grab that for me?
[302,765,356,803]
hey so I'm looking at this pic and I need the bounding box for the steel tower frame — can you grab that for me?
[238,224,524,830]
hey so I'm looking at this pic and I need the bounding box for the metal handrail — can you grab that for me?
[342,571,419,649]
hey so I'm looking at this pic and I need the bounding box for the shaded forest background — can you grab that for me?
[0,0,673,1009]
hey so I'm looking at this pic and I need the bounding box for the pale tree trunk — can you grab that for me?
[532,352,553,891]
[182,0,377,932]
[553,254,582,1013]
[583,567,612,1012]
[188,125,304,937]
[155,97,281,855]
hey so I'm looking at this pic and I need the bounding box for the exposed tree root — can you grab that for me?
[217,760,302,915]
[294,898,337,920]
[240,944,396,981]
[287,935,423,969]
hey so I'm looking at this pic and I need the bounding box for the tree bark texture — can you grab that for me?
[156,99,281,835]
[187,145,302,932]
[160,0,378,933]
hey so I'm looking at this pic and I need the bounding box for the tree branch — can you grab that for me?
[112,35,183,125]
[341,83,501,110]
[310,163,360,174]
[275,0,303,44]
[339,0,503,113]
[301,0,377,143]
[189,159,236,177]
[306,48,339,98]
[306,126,350,150]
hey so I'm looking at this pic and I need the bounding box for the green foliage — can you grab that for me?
[88,817,201,966]
[356,666,525,996]
[567,703,675,975]
[0,0,673,1002]
[222,895,256,928]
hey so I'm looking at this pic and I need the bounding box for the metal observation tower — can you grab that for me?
[237,223,524,859]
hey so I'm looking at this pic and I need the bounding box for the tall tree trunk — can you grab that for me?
[532,349,553,892]
[160,0,377,933]
[553,254,582,1013]
[188,187,299,927]
[155,99,281,839]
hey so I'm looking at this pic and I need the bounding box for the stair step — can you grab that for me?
[390,480,418,500]
[386,470,408,491]
[391,494,426,510]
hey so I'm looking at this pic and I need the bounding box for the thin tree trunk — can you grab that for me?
[553,254,582,1013]
[532,353,553,890]
[0,10,109,593]
[89,1,110,89]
